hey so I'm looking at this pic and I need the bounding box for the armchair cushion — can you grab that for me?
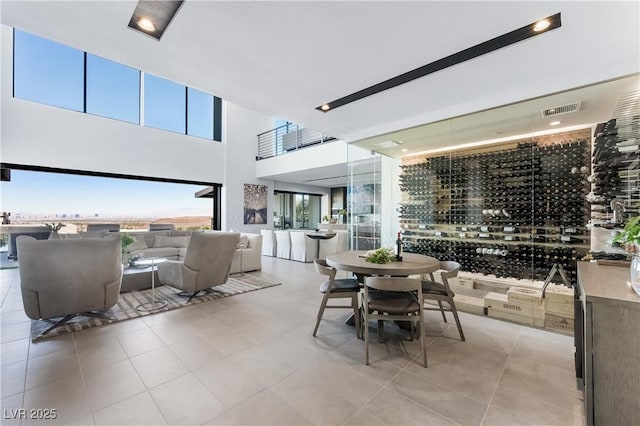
[158,232,240,294]
[17,235,123,320]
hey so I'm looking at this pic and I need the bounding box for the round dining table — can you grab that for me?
[326,250,439,277]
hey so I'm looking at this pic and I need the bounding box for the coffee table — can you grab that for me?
[132,257,168,311]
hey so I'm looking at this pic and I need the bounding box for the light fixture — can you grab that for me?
[533,19,551,32]
[320,104,330,111]
[550,121,561,126]
[137,17,155,32]
[128,1,183,40]
[402,148,409,152]
[316,12,561,113]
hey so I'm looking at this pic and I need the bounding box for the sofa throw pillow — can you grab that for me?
[154,235,190,248]
[129,235,148,251]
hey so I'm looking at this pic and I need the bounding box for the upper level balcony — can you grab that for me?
[257,123,335,160]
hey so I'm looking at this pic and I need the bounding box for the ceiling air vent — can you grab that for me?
[541,102,581,118]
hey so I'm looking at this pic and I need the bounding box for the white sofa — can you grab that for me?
[229,233,262,274]
[62,230,262,274]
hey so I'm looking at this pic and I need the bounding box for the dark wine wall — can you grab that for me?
[399,130,592,284]
[591,116,640,221]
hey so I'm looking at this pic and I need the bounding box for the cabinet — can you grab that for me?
[576,262,640,426]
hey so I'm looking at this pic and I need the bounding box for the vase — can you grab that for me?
[629,256,640,296]
[49,231,61,240]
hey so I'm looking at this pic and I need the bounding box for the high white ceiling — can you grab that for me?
[1,1,638,184]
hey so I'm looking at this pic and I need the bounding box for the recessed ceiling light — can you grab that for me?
[550,121,561,126]
[320,104,330,111]
[128,1,183,40]
[401,148,408,152]
[533,19,551,32]
[137,17,155,32]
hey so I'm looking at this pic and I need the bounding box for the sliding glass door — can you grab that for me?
[274,191,321,230]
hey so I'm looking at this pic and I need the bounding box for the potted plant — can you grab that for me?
[613,216,640,252]
[121,233,135,255]
[44,222,65,239]
[613,216,640,295]
[322,215,329,223]
[338,209,348,224]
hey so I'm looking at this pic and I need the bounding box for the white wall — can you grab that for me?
[223,102,273,232]
[1,25,227,184]
[1,24,278,232]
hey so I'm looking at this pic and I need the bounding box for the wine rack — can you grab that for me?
[400,131,592,284]
[589,91,640,222]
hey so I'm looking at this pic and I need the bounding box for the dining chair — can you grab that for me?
[363,277,427,367]
[421,260,465,341]
[312,259,360,338]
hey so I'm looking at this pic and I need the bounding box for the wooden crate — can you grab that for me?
[507,287,542,306]
[544,312,574,335]
[544,284,574,317]
[486,304,545,327]
[484,292,545,320]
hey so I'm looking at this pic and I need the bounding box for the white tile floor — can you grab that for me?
[1,257,585,425]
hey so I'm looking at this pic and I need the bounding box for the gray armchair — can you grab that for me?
[16,234,123,335]
[157,232,240,302]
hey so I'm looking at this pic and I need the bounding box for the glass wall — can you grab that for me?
[346,149,400,251]
[398,130,592,284]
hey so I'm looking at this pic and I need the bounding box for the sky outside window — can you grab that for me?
[187,87,214,139]
[13,29,84,111]
[144,73,186,133]
[86,54,140,124]
[1,171,212,217]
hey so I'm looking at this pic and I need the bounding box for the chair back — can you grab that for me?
[290,231,318,262]
[439,260,461,278]
[260,229,276,256]
[274,230,291,259]
[313,259,336,280]
[183,232,240,289]
[365,276,422,294]
[16,235,123,320]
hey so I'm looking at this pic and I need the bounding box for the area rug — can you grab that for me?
[30,273,281,341]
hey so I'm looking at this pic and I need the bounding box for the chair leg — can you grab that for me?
[83,311,114,321]
[40,314,76,336]
[449,298,465,341]
[352,294,361,340]
[177,291,202,303]
[364,309,370,365]
[437,300,447,323]
[377,318,384,343]
[313,294,330,337]
[419,316,427,368]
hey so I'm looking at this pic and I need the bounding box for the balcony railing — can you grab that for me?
[257,123,335,159]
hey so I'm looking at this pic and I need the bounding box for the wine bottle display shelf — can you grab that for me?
[400,132,592,284]
[590,92,640,221]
